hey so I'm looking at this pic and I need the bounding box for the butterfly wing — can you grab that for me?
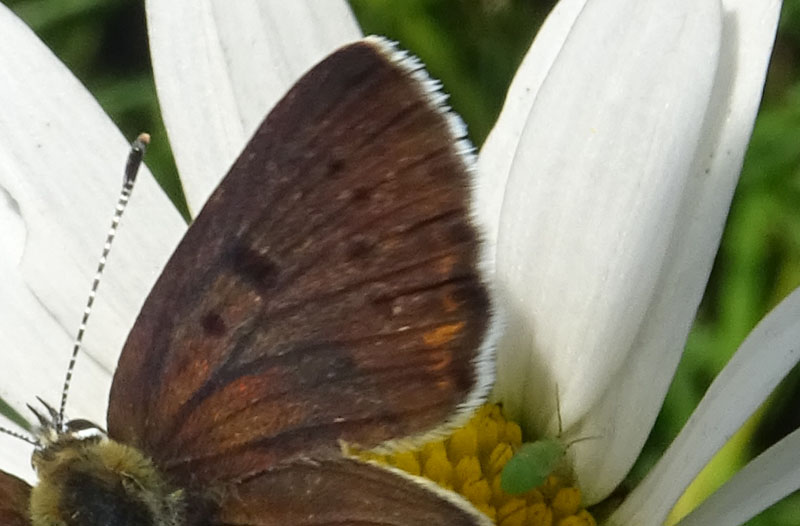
[0,471,31,526]
[108,36,495,485]
[215,458,491,526]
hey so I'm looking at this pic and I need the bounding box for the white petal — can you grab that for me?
[0,6,184,482]
[146,0,362,214]
[476,0,587,250]
[610,286,800,526]
[492,0,782,503]
[676,426,800,526]
[574,0,782,505]
[491,0,721,494]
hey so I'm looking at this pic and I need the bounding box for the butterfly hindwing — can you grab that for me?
[216,458,491,526]
[107,37,494,485]
[0,470,31,526]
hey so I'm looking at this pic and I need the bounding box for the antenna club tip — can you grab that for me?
[136,132,151,146]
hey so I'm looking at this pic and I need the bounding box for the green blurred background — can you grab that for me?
[1,0,798,523]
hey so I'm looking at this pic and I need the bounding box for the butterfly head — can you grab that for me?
[28,398,107,480]
[26,398,104,451]
[25,399,184,526]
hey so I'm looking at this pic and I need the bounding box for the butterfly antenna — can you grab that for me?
[57,133,151,428]
[555,384,563,436]
[0,425,38,446]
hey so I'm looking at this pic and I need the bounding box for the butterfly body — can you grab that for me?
[30,432,182,526]
[2,36,497,526]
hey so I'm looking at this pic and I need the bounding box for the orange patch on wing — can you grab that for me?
[235,379,251,395]
[423,322,465,347]
[437,255,457,275]
[428,350,454,373]
[179,353,209,379]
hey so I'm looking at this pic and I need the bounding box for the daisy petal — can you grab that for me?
[476,0,587,249]
[581,0,782,509]
[492,0,781,503]
[491,0,722,498]
[611,286,800,526]
[676,426,800,526]
[146,0,362,214]
[0,6,184,481]
[569,0,781,504]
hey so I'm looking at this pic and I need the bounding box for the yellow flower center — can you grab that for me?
[359,404,596,526]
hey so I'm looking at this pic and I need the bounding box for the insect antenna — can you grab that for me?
[0,425,38,446]
[564,435,600,448]
[552,385,600,447]
[555,383,563,435]
[56,133,151,429]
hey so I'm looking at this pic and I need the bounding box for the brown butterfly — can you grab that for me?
[0,36,497,526]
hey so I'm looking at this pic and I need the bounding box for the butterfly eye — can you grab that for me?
[64,419,106,437]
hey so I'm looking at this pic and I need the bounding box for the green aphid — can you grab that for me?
[500,438,566,495]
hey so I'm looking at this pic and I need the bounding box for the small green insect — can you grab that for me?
[500,438,566,494]
[500,388,596,495]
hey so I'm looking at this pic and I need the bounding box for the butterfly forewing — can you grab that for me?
[108,37,494,485]
[0,471,31,526]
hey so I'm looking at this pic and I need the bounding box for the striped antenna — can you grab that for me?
[0,425,37,446]
[57,133,151,428]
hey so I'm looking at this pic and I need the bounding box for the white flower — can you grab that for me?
[0,1,797,525]
[479,0,798,524]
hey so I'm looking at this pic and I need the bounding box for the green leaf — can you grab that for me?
[0,396,31,432]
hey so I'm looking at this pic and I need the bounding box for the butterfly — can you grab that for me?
[0,36,497,526]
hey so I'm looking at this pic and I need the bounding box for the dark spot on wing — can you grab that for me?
[201,312,226,337]
[327,157,345,177]
[447,220,474,244]
[352,186,372,202]
[450,281,490,313]
[230,245,280,290]
[345,235,375,261]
